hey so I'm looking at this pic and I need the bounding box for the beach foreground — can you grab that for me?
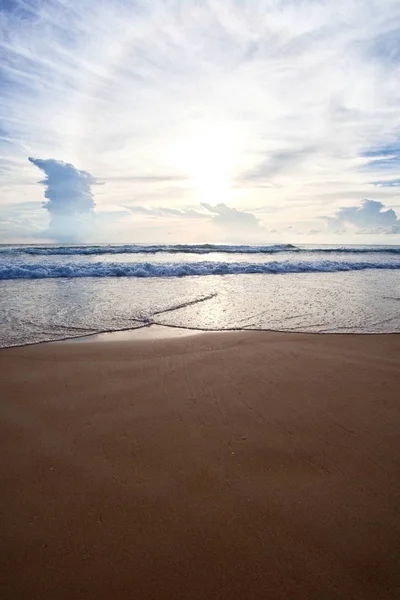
[1,331,400,599]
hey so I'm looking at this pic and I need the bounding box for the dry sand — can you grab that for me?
[1,331,400,599]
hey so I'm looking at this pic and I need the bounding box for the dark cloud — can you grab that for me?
[324,199,400,234]
[29,157,96,242]
[201,202,261,230]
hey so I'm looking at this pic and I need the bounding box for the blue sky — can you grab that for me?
[1,0,400,242]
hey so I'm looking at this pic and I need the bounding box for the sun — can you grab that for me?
[170,119,243,203]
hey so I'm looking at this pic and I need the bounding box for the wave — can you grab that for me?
[1,243,400,256]
[306,247,400,254]
[1,260,400,279]
[0,243,296,255]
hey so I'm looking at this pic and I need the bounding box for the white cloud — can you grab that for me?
[123,204,209,220]
[324,199,400,234]
[202,202,261,230]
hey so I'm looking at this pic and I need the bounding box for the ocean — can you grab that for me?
[1,243,399,348]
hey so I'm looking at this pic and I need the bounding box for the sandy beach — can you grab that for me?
[1,330,400,599]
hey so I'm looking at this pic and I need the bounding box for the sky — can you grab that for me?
[1,0,400,244]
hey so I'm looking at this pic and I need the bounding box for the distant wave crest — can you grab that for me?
[1,243,400,256]
[1,260,400,280]
[0,243,296,255]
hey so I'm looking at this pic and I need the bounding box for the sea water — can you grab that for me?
[0,243,399,347]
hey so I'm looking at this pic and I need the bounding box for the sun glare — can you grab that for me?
[170,120,242,203]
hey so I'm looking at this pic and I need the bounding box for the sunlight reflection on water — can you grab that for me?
[1,270,399,347]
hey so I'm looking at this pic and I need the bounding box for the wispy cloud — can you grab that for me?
[373,179,400,187]
[123,204,209,219]
[361,143,400,173]
[1,0,400,241]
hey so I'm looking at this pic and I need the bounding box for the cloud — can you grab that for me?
[123,203,261,229]
[108,175,187,183]
[201,203,261,230]
[123,205,209,219]
[324,199,400,234]
[373,179,400,187]
[366,27,400,63]
[28,157,96,241]
[0,215,42,241]
[240,146,318,182]
[361,143,400,172]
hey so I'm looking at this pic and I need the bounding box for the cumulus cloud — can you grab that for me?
[201,203,261,230]
[28,157,96,241]
[325,199,400,234]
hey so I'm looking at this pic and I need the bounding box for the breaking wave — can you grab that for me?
[0,243,399,256]
[1,260,400,280]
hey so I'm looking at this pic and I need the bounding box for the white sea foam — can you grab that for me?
[1,259,400,279]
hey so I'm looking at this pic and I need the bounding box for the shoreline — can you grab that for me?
[1,322,400,351]
[66,324,207,343]
[1,331,400,598]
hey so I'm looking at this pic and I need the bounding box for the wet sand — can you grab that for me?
[1,331,400,599]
